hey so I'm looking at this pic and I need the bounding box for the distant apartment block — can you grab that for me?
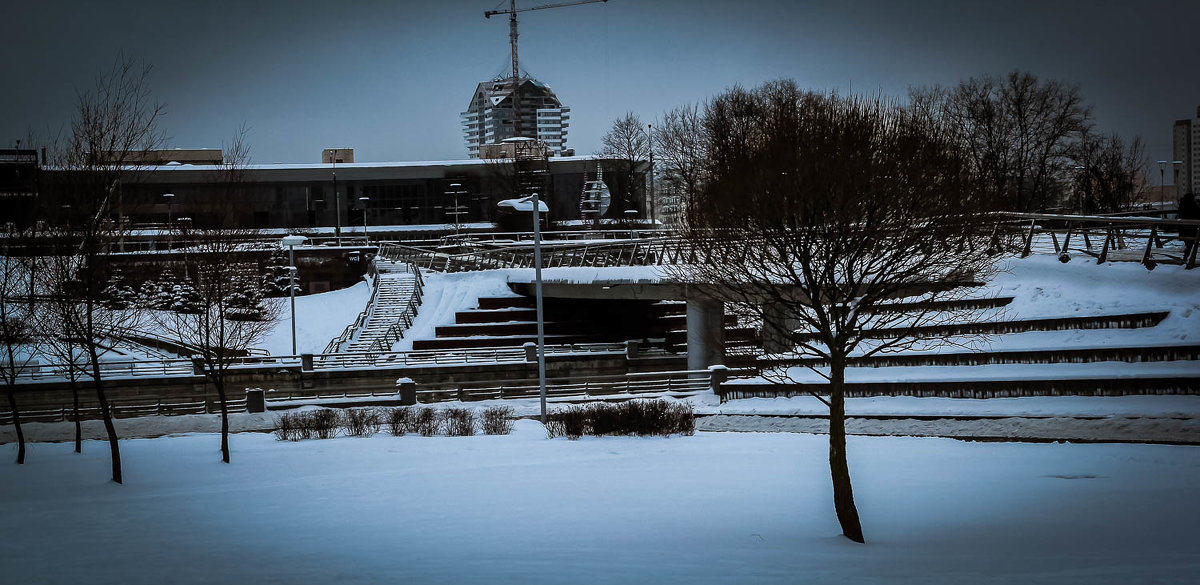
[1174,106,1200,195]
[461,75,571,158]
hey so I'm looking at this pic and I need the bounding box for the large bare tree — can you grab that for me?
[913,71,1091,212]
[673,81,998,543]
[653,103,708,224]
[156,129,279,463]
[1071,132,1147,214]
[43,54,164,483]
[598,111,649,218]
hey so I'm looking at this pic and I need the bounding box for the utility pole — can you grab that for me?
[647,123,655,225]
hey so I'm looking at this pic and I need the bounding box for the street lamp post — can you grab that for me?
[531,191,548,424]
[359,196,370,243]
[647,123,654,225]
[1157,160,1184,216]
[163,193,174,250]
[332,163,342,246]
[281,235,308,355]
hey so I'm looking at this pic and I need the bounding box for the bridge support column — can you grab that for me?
[761,302,797,354]
[687,298,724,371]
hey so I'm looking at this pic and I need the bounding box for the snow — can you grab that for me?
[497,194,550,213]
[256,280,371,355]
[2,430,1198,584]
[391,270,517,351]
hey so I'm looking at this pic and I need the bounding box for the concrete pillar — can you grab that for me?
[523,342,537,362]
[191,358,206,376]
[245,388,266,413]
[300,353,314,371]
[761,302,795,354]
[708,364,729,396]
[686,298,724,371]
[625,339,640,360]
[396,377,417,406]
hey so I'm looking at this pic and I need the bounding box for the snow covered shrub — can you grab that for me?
[386,407,411,436]
[100,270,137,309]
[274,412,299,441]
[411,407,440,437]
[138,279,175,310]
[547,400,694,438]
[309,409,342,439]
[343,408,382,437]
[443,408,475,437]
[481,406,515,435]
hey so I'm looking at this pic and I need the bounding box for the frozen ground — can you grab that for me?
[1,426,1197,584]
[257,280,371,355]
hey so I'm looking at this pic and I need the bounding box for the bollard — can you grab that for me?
[396,377,417,406]
[300,353,314,371]
[625,339,640,360]
[245,388,266,413]
[523,342,537,362]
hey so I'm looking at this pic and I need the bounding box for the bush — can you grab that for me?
[443,408,476,437]
[274,409,343,441]
[481,406,515,435]
[546,400,694,439]
[344,408,382,437]
[411,407,440,437]
[386,407,411,436]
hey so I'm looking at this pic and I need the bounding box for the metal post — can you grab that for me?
[532,191,548,424]
[333,168,342,246]
[647,123,655,225]
[359,196,369,243]
[289,244,297,355]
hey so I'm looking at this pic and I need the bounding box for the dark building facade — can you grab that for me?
[12,155,648,232]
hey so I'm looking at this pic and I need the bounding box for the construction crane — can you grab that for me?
[484,0,608,137]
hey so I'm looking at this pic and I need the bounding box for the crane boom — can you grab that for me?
[482,0,608,138]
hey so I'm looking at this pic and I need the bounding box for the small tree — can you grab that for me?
[673,82,998,543]
[599,111,650,218]
[157,129,280,463]
[0,239,41,464]
[43,54,164,483]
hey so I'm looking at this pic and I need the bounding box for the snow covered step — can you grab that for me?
[791,311,1170,342]
[777,345,1200,369]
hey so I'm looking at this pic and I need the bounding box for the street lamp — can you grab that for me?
[647,123,655,225]
[359,196,370,243]
[1156,160,1183,215]
[530,191,548,424]
[281,234,308,355]
[163,193,174,250]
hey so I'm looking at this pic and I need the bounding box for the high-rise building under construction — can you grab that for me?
[461,75,571,158]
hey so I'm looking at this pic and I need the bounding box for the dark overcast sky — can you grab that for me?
[2,0,1197,180]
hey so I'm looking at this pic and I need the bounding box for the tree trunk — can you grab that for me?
[71,377,81,453]
[214,375,230,464]
[828,358,864,543]
[6,385,25,464]
[89,357,122,484]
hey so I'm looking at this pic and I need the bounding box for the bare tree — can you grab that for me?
[653,103,708,224]
[1071,132,1147,214]
[1,234,41,464]
[43,54,164,483]
[156,128,279,464]
[599,111,649,218]
[672,81,998,543]
[914,71,1091,212]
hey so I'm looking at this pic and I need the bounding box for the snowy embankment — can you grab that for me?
[256,280,371,355]
[2,428,1198,584]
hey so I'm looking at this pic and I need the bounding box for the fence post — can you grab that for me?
[625,339,640,360]
[245,388,266,413]
[524,342,537,362]
[708,364,730,399]
[191,358,205,376]
[301,353,314,371]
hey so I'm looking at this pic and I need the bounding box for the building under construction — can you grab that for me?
[461,75,571,159]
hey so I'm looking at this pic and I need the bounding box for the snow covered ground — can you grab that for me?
[256,280,371,355]
[2,427,1197,584]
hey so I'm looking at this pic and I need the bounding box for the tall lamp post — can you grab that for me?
[1157,160,1183,216]
[162,192,174,250]
[281,235,308,355]
[647,123,654,225]
[332,161,342,246]
[358,196,370,243]
[531,191,548,424]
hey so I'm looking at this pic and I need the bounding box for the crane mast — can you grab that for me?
[484,0,608,139]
